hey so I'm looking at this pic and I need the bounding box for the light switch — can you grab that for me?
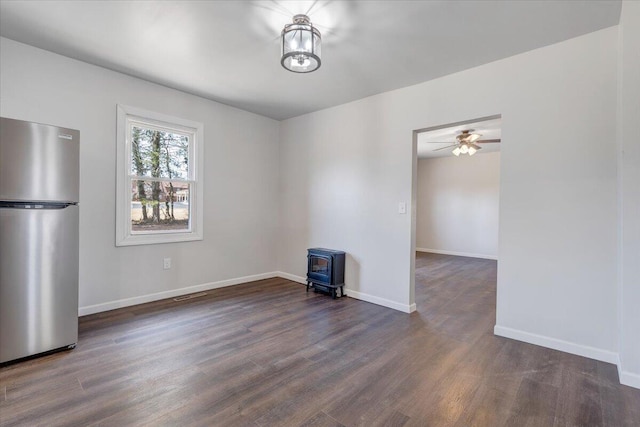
[398,202,407,214]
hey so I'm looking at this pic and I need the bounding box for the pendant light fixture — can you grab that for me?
[281,14,321,73]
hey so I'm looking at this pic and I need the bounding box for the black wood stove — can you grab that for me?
[306,248,345,299]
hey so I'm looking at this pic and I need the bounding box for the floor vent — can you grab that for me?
[173,292,208,302]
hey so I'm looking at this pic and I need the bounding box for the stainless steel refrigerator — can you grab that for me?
[0,117,79,363]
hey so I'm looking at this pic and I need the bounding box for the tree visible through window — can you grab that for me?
[116,105,203,246]
[130,126,190,232]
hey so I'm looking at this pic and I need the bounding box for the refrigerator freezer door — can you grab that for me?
[0,117,79,203]
[0,204,79,363]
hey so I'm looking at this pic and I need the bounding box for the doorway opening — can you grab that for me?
[410,115,502,319]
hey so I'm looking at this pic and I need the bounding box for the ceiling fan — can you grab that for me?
[431,129,501,156]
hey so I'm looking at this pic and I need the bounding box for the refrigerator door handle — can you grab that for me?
[0,201,77,210]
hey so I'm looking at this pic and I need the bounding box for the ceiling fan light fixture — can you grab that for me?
[429,129,499,157]
[281,14,321,73]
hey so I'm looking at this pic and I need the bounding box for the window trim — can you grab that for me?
[116,104,204,246]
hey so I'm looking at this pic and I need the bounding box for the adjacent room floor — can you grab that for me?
[1,253,639,426]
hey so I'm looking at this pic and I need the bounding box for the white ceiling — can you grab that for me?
[0,1,621,121]
[417,117,502,159]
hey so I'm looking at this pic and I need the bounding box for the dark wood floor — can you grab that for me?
[1,253,639,426]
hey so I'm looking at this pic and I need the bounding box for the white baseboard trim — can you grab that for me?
[619,370,640,389]
[494,325,619,364]
[80,268,415,320]
[617,355,640,389]
[416,248,497,261]
[79,272,279,316]
[275,272,416,314]
[346,289,416,313]
[276,271,306,284]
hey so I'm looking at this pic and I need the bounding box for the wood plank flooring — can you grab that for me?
[1,252,639,426]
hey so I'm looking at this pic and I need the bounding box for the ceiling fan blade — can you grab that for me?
[467,133,482,142]
[432,144,458,151]
[469,143,482,150]
[476,139,501,143]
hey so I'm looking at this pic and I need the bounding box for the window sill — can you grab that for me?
[115,231,203,247]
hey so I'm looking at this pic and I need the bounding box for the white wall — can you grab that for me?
[0,38,281,314]
[618,1,640,388]
[279,27,619,359]
[416,152,500,259]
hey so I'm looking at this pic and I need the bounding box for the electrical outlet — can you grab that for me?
[163,258,171,270]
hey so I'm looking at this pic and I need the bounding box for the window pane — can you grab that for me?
[131,180,190,232]
[130,126,189,180]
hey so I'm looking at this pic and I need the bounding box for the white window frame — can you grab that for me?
[116,104,204,246]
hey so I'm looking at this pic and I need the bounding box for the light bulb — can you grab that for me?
[452,147,461,156]
[460,144,469,154]
[468,146,477,155]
